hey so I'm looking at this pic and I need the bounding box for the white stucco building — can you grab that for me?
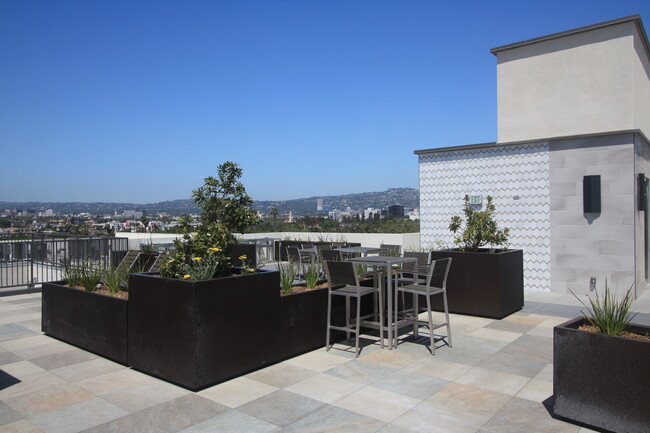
[416,15,650,297]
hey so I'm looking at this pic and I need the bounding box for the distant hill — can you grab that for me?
[0,187,419,216]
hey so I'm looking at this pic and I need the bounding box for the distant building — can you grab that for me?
[123,209,143,219]
[388,205,404,217]
[316,199,323,211]
[328,209,341,221]
[322,204,332,211]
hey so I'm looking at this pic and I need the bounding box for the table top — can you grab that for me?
[336,247,384,253]
[347,255,416,265]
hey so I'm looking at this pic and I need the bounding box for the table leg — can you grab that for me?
[386,264,393,349]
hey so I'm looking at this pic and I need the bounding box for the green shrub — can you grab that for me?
[103,266,128,294]
[80,265,102,292]
[449,195,509,251]
[278,260,298,295]
[304,261,321,289]
[573,280,637,336]
[61,259,84,287]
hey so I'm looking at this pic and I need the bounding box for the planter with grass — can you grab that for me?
[553,285,650,433]
[42,277,128,365]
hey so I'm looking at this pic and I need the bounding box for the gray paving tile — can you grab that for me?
[245,362,317,388]
[283,405,385,433]
[0,351,23,366]
[29,397,129,433]
[478,351,547,378]
[325,360,399,385]
[177,409,279,433]
[481,397,580,433]
[78,413,167,433]
[0,401,23,427]
[484,320,537,334]
[132,394,228,433]
[237,390,325,428]
[428,346,492,366]
[372,369,448,400]
[30,350,98,371]
[0,324,38,343]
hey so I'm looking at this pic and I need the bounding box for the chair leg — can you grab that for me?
[443,289,452,348]
[413,293,419,338]
[355,296,361,357]
[326,291,332,351]
[345,297,351,340]
[426,294,435,355]
[378,288,384,350]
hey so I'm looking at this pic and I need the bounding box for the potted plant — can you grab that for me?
[429,195,523,318]
[128,162,281,391]
[42,260,129,364]
[553,284,650,433]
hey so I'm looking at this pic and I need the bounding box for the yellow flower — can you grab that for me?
[209,247,221,252]
[238,255,247,260]
[248,268,255,273]
[168,258,175,263]
[183,274,191,279]
[192,257,202,261]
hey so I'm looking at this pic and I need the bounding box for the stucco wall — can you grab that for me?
[418,142,551,291]
[496,21,638,143]
[634,134,650,297]
[549,133,636,295]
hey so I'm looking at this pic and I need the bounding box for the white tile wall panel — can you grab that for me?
[419,142,551,291]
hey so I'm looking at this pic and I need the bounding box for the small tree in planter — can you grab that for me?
[129,162,281,390]
[449,195,509,251]
[160,161,259,279]
[428,195,522,318]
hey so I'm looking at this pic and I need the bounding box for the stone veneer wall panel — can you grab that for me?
[549,133,636,295]
[419,142,550,291]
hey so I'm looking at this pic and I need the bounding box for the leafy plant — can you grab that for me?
[140,242,156,253]
[303,261,322,289]
[573,281,637,336]
[449,195,509,251]
[161,162,258,279]
[177,254,221,282]
[278,260,298,295]
[103,265,128,293]
[238,254,258,275]
[61,258,84,287]
[80,265,102,292]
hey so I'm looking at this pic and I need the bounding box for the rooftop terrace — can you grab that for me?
[2,289,648,433]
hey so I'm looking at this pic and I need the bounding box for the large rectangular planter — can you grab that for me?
[128,270,281,391]
[428,249,523,319]
[279,281,377,359]
[553,317,650,433]
[42,281,128,364]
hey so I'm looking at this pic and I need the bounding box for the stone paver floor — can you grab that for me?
[1,288,649,433]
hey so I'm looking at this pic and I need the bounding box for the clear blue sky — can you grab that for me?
[2,0,650,203]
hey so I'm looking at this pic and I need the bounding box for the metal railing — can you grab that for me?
[0,234,128,288]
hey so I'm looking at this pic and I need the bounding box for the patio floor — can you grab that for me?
[1,288,649,433]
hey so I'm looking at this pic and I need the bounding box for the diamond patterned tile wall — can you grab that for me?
[418,142,551,291]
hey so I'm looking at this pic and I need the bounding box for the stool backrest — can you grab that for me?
[320,249,341,262]
[427,258,452,289]
[380,244,402,257]
[404,251,429,267]
[286,246,300,262]
[324,260,359,286]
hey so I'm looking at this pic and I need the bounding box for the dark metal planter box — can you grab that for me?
[428,249,523,319]
[279,281,377,359]
[41,281,128,364]
[553,317,650,433]
[128,270,281,391]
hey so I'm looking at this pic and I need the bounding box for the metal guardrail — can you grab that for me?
[0,235,128,288]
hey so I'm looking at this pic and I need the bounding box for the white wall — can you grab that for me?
[495,20,647,143]
[117,231,420,252]
[239,232,420,252]
[418,142,551,291]
[549,133,636,296]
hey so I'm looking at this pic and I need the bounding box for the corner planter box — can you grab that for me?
[429,249,523,319]
[280,287,329,358]
[41,281,128,364]
[128,270,281,391]
[553,317,650,433]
